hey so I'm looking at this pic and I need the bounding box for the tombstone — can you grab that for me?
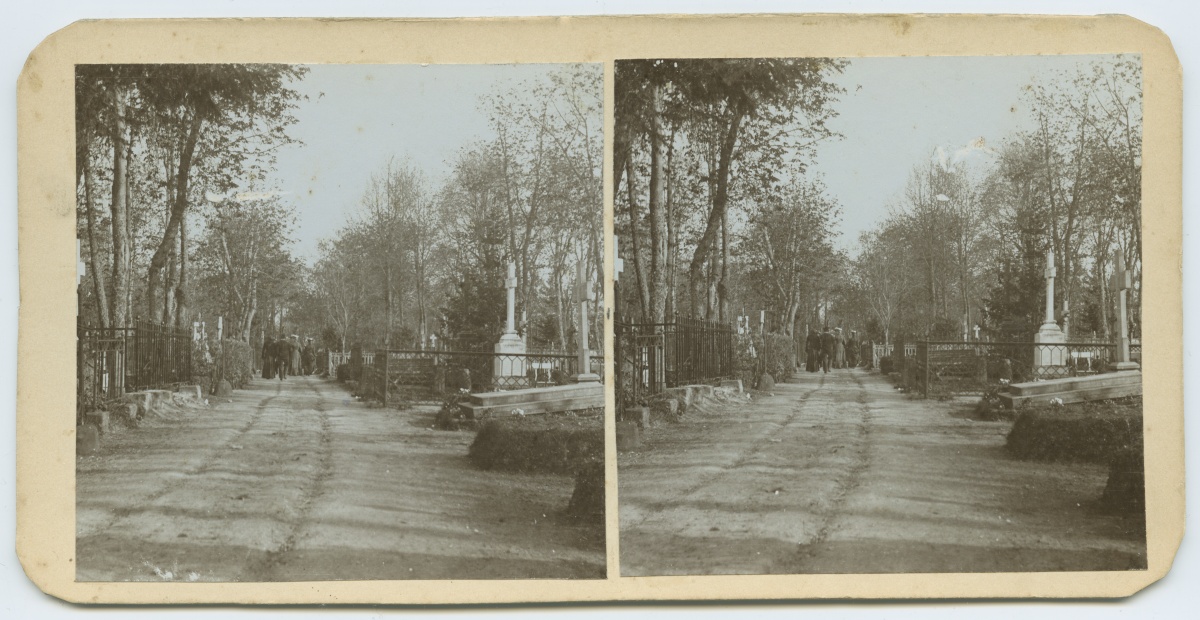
[1109,254,1140,371]
[571,256,601,384]
[493,262,528,386]
[1034,249,1068,377]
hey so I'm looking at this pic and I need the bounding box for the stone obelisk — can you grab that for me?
[572,256,600,384]
[1110,254,1140,371]
[494,262,527,386]
[1034,248,1067,376]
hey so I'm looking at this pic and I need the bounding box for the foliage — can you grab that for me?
[842,56,1142,343]
[1006,396,1142,463]
[734,331,764,387]
[615,57,847,326]
[760,332,796,379]
[434,391,473,431]
[468,413,603,474]
[215,339,255,390]
[300,66,604,354]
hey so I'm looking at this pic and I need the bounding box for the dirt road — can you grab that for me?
[618,368,1146,576]
[76,376,604,581]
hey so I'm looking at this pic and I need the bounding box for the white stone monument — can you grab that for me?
[1109,254,1139,371]
[493,261,527,385]
[1034,249,1067,376]
[572,256,601,383]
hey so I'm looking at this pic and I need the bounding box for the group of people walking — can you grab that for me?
[804,327,863,373]
[261,334,318,380]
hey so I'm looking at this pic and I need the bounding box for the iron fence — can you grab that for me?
[616,318,735,406]
[910,340,1137,397]
[360,348,604,404]
[77,318,193,419]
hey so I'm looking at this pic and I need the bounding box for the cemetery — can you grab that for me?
[614,55,1145,575]
[73,63,606,580]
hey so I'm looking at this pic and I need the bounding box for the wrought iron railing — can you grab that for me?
[909,340,1138,397]
[359,348,604,404]
[616,318,735,406]
[77,318,193,420]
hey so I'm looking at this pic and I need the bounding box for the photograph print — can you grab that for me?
[74,62,606,581]
[614,55,1146,576]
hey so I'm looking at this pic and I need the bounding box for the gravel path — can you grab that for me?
[76,376,604,581]
[618,368,1146,576]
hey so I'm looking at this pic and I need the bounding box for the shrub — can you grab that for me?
[735,332,763,387]
[468,413,603,474]
[1006,396,1143,463]
[761,332,796,378]
[736,331,794,387]
[215,339,254,389]
[879,356,895,374]
[434,391,473,430]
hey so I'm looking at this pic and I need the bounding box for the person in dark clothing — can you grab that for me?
[805,329,821,373]
[274,337,291,380]
[261,337,275,379]
[847,330,860,367]
[301,338,315,375]
[820,328,836,373]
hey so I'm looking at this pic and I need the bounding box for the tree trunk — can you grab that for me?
[175,212,189,328]
[647,83,669,324]
[108,84,130,329]
[83,154,111,328]
[624,157,651,321]
[147,110,204,321]
[688,109,744,321]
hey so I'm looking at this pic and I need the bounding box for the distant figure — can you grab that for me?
[820,328,836,373]
[847,330,860,367]
[805,329,821,373]
[834,328,846,369]
[301,338,315,375]
[261,337,276,379]
[274,337,292,380]
[289,335,302,376]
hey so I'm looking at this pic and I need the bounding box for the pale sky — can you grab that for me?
[264,56,1132,263]
[266,63,598,263]
[812,54,1135,251]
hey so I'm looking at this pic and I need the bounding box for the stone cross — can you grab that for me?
[574,255,599,382]
[1043,249,1057,325]
[973,324,981,341]
[1109,254,1137,369]
[504,261,517,335]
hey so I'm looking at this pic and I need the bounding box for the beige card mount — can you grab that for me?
[16,15,1182,604]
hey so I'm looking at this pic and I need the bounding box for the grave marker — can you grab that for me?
[1109,254,1139,371]
[493,261,527,385]
[1034,248,1067,376]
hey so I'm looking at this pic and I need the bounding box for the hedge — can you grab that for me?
[468,413,603,474]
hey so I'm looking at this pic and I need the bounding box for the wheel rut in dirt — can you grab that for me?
[241,378,334,580]
[619,369,876,576]
[78,382,285,538]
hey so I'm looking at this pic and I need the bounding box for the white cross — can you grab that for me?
[1044,249,1056,279]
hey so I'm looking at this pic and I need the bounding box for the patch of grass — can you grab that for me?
[468,412,602,475]
[1006,396,1142,464]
